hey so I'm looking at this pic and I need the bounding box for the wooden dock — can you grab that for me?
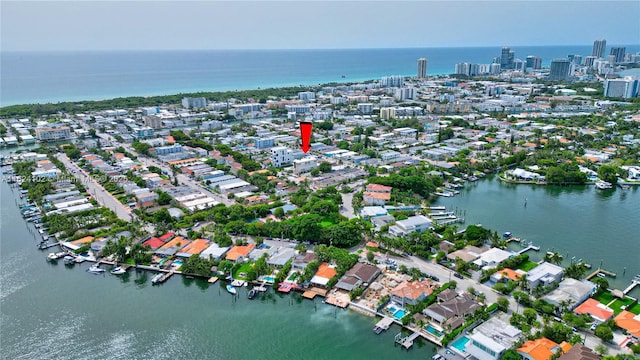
[585,268,617,281]
[302,291,317,299]
[39,241,61,250]
[208,276,219,284]
[395,331,422,349]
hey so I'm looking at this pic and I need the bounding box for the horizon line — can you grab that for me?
[4,43,640,53]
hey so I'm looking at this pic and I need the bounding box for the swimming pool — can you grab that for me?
[425,324,443,338]
[173,260,183,268]
[388,306,398,313]
[450,336,470,352]
[392,309,406,320]
[263,276,275,283]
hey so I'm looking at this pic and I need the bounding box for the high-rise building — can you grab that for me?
[549,59,571,81]
[583,56,597,67]
[380,75,404,87]
[592,39,606,58]
[417,58,428,78]
[568,54,582,65]
[610,47,626,63]
[526,56,542,70]
[181,97,207,109]
[604,77,639,98]
[501,47,515,69]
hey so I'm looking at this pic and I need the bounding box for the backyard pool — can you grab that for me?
[263,276,276,283]
[173,260,183,268]
[450,336,470,353]
[425,324,443,338]
[392,309,406,320]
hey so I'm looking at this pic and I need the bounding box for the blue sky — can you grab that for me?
[1,1,639,51]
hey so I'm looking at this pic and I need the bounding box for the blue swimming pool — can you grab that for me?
[263,276,275,282]
[393,309,406,320]
[173,260,183,267]
[388,306,398,313]
[450,336,470,352]
[425,324,443,337]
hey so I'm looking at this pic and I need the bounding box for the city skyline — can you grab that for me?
[1,1,639,51]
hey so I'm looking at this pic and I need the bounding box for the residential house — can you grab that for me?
[466,316,522,360]
[558,344,601,360]
[334,263,381,292]
[388,215,433,237]
[543,278,596,311]
[614,311,640,341]
[526,262,564,288]
[573,298,614,322]
[391,279,436,307]
[517,338,572,360]
[225,243,256,262]
[292,252,317,271]
[310,262,337,287]
[423,293,481,332]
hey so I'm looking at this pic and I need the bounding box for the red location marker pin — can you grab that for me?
[299,122,313,153]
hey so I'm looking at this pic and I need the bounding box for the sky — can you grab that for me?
[1,1,639,51]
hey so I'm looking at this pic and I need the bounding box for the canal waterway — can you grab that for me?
[0,149,433,360]
[436,175,640,297]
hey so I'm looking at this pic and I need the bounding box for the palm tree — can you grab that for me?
[544,251,563,265]
[518,274,529,292]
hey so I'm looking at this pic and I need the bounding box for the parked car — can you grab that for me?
[453,272,464,279]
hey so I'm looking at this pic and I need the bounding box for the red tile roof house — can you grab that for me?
[573,298,614,322]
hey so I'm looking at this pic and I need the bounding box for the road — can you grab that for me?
[56,153,135,222]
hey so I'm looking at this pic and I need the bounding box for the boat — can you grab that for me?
[47,251,67,260]
[151,273,164,284]
[231,279,245,287]
[373,326,384,334]
[226,285,237,295]
[87,264,105,274]
[110,266,127,275]
[63,256,75,265]
[595,180,613,190]
[247,288,258,300]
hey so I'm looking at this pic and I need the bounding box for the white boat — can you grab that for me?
[231,279,245,287]
[63,256,75,265]
[47,251,67,260]
[87,264,105,274]
[595,180,613,190]
[110,266,127,275]
[226,285,237,295]
[151,273,164,284]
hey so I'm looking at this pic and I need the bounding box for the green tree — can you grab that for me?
[496,297,510,312]
[597,165,618,185]
[500,349,521,360]
[366,251,374,262]
[594,344,609,356]
[318,162,332,173]
[595,324,613,342]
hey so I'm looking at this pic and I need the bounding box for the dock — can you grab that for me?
[39,241,61,250]
[152,271,174,284]
[394,331,422,349]
[517,244,540,254]
[302,291,317,299]
[622,275,640,295]
[208,276,219,284]
[585,268,617,281]
[373,317,394,334]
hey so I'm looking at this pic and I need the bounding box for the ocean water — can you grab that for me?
[2,45,638,106]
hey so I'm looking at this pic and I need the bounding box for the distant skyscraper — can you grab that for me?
[501,47,515,69]
[583,56,597,67]
[592,39,606,58]
[610,47,626,63]
[417,58,427,78]
[526,56,542,70]
[604,77,639,98]
[549,59,571,81]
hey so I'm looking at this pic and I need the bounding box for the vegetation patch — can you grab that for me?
[592,291,614,304]
[627,303,640,315]
[515,260,538,272]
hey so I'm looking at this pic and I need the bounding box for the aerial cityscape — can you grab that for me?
[1,1,640,360]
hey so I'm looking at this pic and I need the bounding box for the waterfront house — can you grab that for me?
[176,238,210,258]
[472,247,514,269]
[266,247,297,268]
[517,338,572,360]
[199,243,230,261]
[573,298,614,322]
[466,316,522,360]
[334,263,381,292]
[292,252,317,271]
[310,262,337,287]
[390,279,436,307]
[143,236,166,250]
[156,236,190,257]
[543,278,596,311]
[225,244,256,263]
[526,262,564,288]
[423,293,481,332]
[388,215,432,237]
[489,268,524,285]
[613,311,640,341]
[447,245,487,263]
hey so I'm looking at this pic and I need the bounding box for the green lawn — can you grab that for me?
[593,291,614,304]
[628,303,640,315]
[516,261,539,272]
[609,297,637,315]
[233,263,253,280]
[320,221,334,228]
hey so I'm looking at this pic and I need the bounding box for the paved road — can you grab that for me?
[340,191,356,219]
[56,153,135,222]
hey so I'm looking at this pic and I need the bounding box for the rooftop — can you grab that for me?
[573,298,614,322]
[517,338,572,360]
